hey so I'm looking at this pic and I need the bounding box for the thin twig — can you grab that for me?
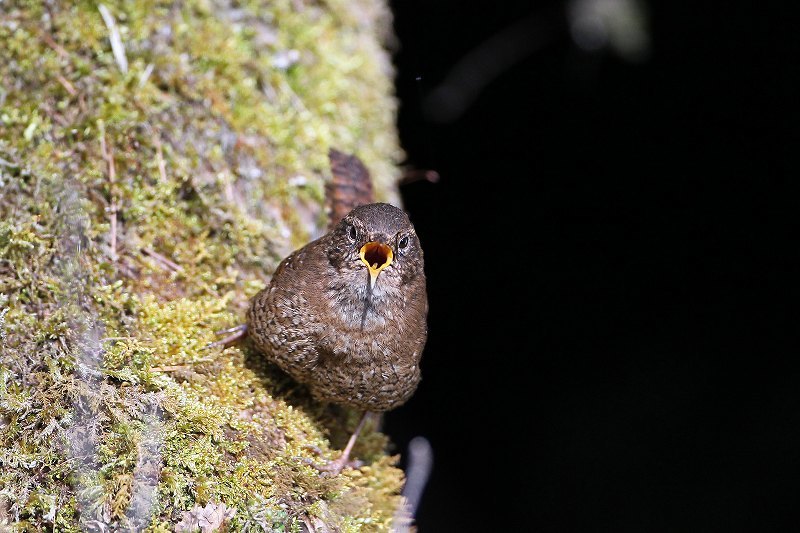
[39,31,69,59]
[151,359,212,372]
[55,74,77,96]
[141,247,183,272]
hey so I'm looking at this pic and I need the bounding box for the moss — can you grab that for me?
[0,0,408,530]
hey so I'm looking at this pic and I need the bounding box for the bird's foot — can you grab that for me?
[302,454,363,476]
[203,323,248,350]
[300,411,370,475]
[300,446,363,475]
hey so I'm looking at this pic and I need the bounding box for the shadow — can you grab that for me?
[240,339,384,460]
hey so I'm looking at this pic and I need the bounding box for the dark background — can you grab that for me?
[383,1,796,532]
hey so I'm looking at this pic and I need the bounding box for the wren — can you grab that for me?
[246,149,428,473]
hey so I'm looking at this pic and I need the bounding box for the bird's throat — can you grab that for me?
[360,271,374,330]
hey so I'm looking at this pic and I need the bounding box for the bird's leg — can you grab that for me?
[316,411,371,475]
[203,323,248,349]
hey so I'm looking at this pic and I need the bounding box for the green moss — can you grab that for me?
[0,0,408,530]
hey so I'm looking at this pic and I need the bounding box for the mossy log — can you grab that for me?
[0,1,411,530]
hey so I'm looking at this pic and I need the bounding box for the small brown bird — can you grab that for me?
[246,149,428,473]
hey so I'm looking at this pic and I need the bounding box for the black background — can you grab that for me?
[383,1,796,532]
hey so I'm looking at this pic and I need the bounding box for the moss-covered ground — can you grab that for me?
[0,1,407,530]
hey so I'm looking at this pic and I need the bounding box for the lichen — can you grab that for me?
[0,1,407,530]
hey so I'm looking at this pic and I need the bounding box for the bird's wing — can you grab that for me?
[262,242,329,373]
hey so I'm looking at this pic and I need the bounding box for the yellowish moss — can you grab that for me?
[0,0,408,530]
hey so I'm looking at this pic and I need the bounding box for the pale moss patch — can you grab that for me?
[1,0,407,530]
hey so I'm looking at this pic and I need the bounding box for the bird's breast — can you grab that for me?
[324,277,400,327]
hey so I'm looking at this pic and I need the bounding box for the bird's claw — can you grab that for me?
[302,444,325,457]
[300,455,363,476]
[202,324,248,350]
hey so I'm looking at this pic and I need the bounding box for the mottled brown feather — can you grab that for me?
[247,150,427,413]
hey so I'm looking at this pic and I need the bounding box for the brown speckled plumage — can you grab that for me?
[247,151,428,414]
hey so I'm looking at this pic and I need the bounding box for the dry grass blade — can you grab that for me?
[98,4,128,74]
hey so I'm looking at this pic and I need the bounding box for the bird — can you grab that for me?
[245,149,428,473]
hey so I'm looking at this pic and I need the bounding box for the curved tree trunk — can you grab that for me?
[0,1,410,530]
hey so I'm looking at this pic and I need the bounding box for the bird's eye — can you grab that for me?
[347,224,358,242]
[398,236,409,251]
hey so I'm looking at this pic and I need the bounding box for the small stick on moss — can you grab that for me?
[55,74,77,96]
[141,247,183,272]
[39,31,69,59]
[100,129,119,262]
[151,359,212,372]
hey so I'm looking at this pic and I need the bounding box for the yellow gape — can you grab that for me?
[359,242,393,289]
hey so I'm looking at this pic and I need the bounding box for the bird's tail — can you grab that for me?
[326,148,375,229]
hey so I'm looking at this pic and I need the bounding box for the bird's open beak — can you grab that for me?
[359,242,393,289]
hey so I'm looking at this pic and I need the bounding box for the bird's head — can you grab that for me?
[327,202,424,293]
